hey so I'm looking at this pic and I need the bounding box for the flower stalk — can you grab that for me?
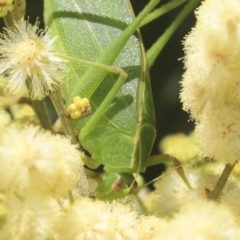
[49,90,78,144]
[30,99,53,131]
[3,0,26,27]
[207,163,236,202]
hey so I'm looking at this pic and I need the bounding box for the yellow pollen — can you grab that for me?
[13,37,44,67]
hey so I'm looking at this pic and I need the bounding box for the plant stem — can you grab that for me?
[3,0,26,27]
[49,91,78,144]
[140,0,187,27]
[207,163,236,201]
[147,0,201,68]
[31,99,53,131]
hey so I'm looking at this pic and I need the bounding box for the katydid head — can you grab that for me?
[94,173,137,200]
[93,156,194,201]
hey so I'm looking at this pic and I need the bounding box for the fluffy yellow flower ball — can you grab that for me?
[0,125,85,198]
[181,0,240,163]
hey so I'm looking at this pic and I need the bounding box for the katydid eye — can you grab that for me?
[111,178,123,192]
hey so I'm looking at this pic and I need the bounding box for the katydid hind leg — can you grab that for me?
[77,63,128,140]
[62,54,128,138]
[63,55,130,167]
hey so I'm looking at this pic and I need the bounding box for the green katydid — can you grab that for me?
[44,0,186,200]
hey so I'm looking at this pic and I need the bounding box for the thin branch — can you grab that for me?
[207,163,236,201]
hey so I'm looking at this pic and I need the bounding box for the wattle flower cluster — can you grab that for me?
[180,0,240,164]
[0,20,65,100]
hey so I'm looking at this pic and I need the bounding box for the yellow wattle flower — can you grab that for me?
[0,20,65,100]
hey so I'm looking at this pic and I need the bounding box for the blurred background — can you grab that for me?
[2,0,200,183]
